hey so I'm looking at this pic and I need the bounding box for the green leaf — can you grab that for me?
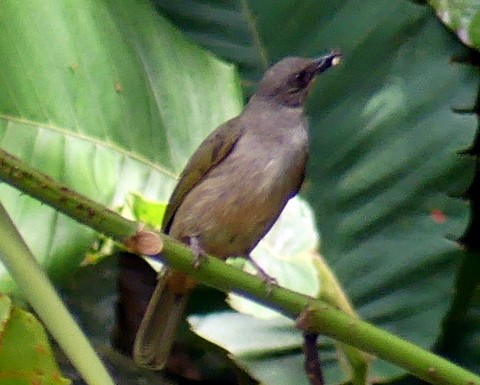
[151,0,269,84]
[159,0,479,382]
[189,311,342,385]
[0,293,71,385]
[0,0,242,286]
[0,293,11,334]
[129,193,168,230]
[0,201,115,385]
[1,1,479,384]
[428,0,480,51]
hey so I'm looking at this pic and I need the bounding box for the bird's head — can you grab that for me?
[254,51,342,107]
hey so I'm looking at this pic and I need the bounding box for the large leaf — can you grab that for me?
[154,0,479,382]
[0,0,242,285]
[152,0,268,84]
[428,0,480,51]
[0,293,71,385]
[190,311,343,385]
[1,1,479,384]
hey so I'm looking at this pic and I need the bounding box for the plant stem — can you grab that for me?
[0,148,138,240]
[0,147,479,385]
[161,239,480,385]
[0,203,115,385]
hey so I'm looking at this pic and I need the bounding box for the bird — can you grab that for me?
[133,51,342,369]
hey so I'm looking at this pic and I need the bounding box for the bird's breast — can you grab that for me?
[169,123,309,259]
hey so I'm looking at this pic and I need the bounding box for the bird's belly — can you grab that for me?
[168,153,304,259]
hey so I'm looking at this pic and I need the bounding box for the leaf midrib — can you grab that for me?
[0,113,178,179]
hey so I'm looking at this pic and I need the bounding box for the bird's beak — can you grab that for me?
[314,51,342,74]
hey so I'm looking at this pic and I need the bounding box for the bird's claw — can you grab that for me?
[189,236,207,268]
[247,256,277,292]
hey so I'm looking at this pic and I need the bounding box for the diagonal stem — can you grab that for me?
[0,202,115,385]
[0,147,479,385]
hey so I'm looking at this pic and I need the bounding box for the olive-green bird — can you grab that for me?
[133,51,342,369]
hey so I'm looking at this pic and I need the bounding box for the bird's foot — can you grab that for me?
[189,236,208,268]
[247,256,277,290]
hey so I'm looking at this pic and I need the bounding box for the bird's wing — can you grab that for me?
[292,151,308,198]
[162,117,244,232]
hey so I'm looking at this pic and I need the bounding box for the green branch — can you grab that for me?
[0,148,138,240]
[0,147,479,385]
[0,203,115,385]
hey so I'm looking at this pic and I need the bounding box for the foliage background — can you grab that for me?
[0,0,479,384]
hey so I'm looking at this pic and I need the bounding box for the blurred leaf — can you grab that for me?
[152,0,269,85]
[158,0,479,382]
[428,0,480,51]
[129,193,168,230]
[190,311,341,385]
[0,293,11,333]
[1,1,479,384]
[251,1,477,380]
[0,0,243,286]
[0,293,71,385]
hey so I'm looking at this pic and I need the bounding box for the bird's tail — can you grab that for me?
[133,267,195,369]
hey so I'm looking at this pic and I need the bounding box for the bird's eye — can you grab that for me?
[289,70,312,93]
[297,70,312,87]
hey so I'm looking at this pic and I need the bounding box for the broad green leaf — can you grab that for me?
[0,0,242,286]
[255,1,477,381]
[189,311,341,385]
[152,0,269,85]
[0,293,71,385]
[428,0,480,51]
[129,193,168,230]
[157,1,479,383]
[1,1,479,384]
